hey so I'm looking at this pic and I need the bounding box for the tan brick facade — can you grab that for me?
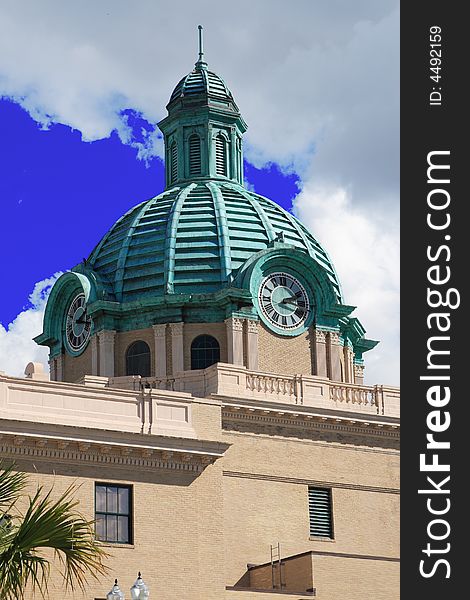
[258,323,315,375]
[63,343,92,383]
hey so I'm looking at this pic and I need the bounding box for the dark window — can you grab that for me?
[308,487,333,538]
[126,341,151,377]
[95,484,132,544]
[191,335,220,370]
[189,134,201,175]
[215,134,227,176]
[170,141,178,183]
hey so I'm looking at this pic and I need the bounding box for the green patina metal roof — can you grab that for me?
[169,68,235,105]
[86,180,343,304]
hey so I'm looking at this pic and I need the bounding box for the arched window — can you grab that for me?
[189,134,201,175]
[215,134,227,176]
[126,341,151,377]
[191,335,220,370]
[170,141,178,183]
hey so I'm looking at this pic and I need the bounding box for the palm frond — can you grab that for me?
[0,480,109,599]
[0,462,27,509]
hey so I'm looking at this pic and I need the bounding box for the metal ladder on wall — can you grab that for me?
[270,543,286,589]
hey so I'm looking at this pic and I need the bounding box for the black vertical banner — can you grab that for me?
[401,3,466,597]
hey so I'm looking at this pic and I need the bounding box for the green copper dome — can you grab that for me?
[86,180,342,303]
[36,27,380,363]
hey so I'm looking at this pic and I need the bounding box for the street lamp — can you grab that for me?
[130,572,149,599]
[107,579,125,600]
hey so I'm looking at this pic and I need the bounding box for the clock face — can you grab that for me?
[258,272,311,331]
[65,293,92,352]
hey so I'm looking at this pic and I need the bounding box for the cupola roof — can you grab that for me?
[166,25,240,114]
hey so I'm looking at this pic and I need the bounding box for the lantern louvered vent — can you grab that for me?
[308,487,333,538]
[215,135,227,176]
[189,135,201,175]
[171,142,178,183]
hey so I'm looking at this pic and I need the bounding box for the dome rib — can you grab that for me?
[164,183,196,294]
[206,181,232,284]
[228,183,276,243]
[114,201,152,301]
[88,201,146,266]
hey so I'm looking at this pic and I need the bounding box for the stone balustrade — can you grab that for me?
[329,382,377,406]
[107,363,399,419]
[0,365,399,439]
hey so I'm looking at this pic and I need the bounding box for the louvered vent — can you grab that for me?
[189,135,201,175]
[215,135,227,176]
[308,487,333,538]
[171,142,178,183]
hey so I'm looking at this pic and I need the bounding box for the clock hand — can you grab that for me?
[281,297,310,314]
[280,296,299,306]
[76,310,89,324]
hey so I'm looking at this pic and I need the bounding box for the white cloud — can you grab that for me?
[0,1,398,181]
[0,274,62,378]
[295,183,399,386]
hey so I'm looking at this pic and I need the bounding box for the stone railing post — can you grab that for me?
[374,384,385,415]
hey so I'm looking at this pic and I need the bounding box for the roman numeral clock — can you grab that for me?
[65,292,92,353]
[258,271,312,333]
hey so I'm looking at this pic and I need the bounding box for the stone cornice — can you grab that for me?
[220,398,399,440]
[0,420,229,474]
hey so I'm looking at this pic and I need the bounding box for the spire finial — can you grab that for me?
[198,25,204,62]
[195,25,207,69]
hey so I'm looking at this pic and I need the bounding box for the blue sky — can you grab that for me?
[0,1,399,384]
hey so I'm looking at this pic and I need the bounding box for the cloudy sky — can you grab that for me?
[0,0,399,384]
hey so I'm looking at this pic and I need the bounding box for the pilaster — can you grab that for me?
[354,363,365,386]
[328,331,342,383]
[98,330,116,378]
[169,322,184,374]
[245,320,259,371]
[49,358,57,382]
[225,317,244,366]
[343,345,355,383]
[91,334,99,376]
[153,324,167,377]
[56,354,64,382]
[314,329,328,378]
